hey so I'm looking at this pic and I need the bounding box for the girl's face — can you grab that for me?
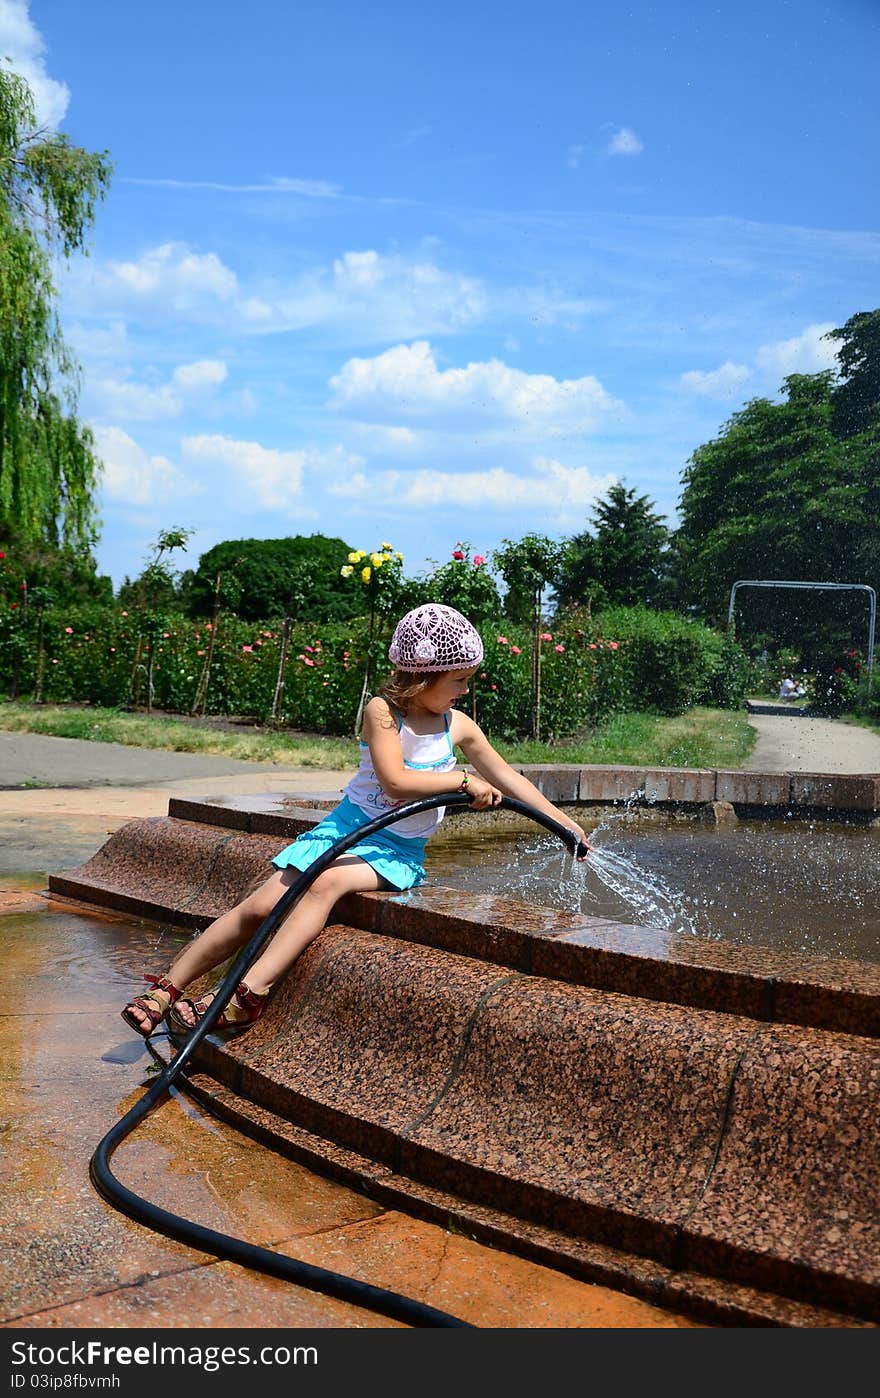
[415,668,478,714]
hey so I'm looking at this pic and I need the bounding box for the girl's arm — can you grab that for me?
[363,697,501,810]
[453,711,593,855]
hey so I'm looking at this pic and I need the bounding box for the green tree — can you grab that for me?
[422,542,501,623]
[182,534,361,622]
[127,527,193,712]
[0,64,112,559]
[591,483,670,606]
[552,532,606,616]
[676,362,879,663]
[493,533,563,739]
[557,483,669,611]
[826,308,880,439]
[678,373,836,614]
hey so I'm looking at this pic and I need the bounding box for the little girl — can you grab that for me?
[121,602,592,1038]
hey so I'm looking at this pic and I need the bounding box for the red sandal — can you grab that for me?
[167,981,268,1038]
[120,973,183,1037]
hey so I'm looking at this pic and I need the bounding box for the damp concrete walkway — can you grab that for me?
[743,703,880,774]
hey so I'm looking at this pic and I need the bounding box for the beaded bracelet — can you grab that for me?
[457,769,471,793]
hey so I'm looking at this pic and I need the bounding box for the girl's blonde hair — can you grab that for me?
[375,668,441,714]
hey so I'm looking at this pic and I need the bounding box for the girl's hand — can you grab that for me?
[464,774,504,809]
[566,820,593,859]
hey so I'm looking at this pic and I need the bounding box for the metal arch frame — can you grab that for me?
[727,580,876,693]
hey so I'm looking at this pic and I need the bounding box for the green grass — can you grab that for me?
[495,707,756,768]
[0,700,757,769]
[0,703,359,768]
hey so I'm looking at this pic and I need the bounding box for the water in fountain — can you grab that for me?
[427,792,880,963]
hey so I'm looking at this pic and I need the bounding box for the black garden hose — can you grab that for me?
[90,792,589,1328]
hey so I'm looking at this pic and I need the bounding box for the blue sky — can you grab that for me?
[4,0,879,590]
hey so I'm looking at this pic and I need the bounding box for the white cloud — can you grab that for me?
[329,457,618,516]
[171,359,228,391]
[92,359,228,422]
[98,242,239,309]
[351,423,420,452]
[181,434,362,512]
[679,360,752,398]
[94,379,182,422]
[272,249,485,340]
[72,242,485,342]
[329,341,624,435]
[607,126,644,157]
[93,426,204,506]
[123,175,342,198]
[754,323,839,380]
[0,1,69,129]
[66,318,130,366]
[679,323,841,403]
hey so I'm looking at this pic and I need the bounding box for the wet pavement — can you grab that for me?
[0,743,701,1332]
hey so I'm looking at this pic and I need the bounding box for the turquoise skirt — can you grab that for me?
[271,795,427,891]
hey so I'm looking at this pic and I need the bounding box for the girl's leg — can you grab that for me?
[170,855,390,1029]
[121,868,292,1035]
[166,868,292,989]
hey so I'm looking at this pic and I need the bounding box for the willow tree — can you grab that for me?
[0,65,112,556]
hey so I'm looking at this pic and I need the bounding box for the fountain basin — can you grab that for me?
[48,771,880,1327]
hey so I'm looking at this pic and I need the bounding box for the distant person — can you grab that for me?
[779,674,798,701]
[120,603,592,1039]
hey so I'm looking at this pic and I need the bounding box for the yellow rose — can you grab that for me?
[380,541,393,551]
[395,551,403,561]
[347,550,362,564]
[340,565,353,577]
[370,552,384,568]
[361,565,371,583]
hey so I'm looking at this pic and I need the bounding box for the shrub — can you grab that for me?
[590,605,728,715]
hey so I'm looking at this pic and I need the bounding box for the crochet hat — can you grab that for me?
[388,603,484,672]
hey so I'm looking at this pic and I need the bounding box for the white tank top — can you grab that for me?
[343,707,458,839]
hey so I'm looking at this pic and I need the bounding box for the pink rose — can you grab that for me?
[241,644,254,653]
[64,626,73,633]
[473,554,485,566]
[497,635,508,645]
[540,632,552,642]
[510,645,521,655]
[555,644,565,653]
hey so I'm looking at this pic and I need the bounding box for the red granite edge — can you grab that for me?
[335,887,880,1038]
[159,1050,874,1328]
[162,1051,873,1330]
